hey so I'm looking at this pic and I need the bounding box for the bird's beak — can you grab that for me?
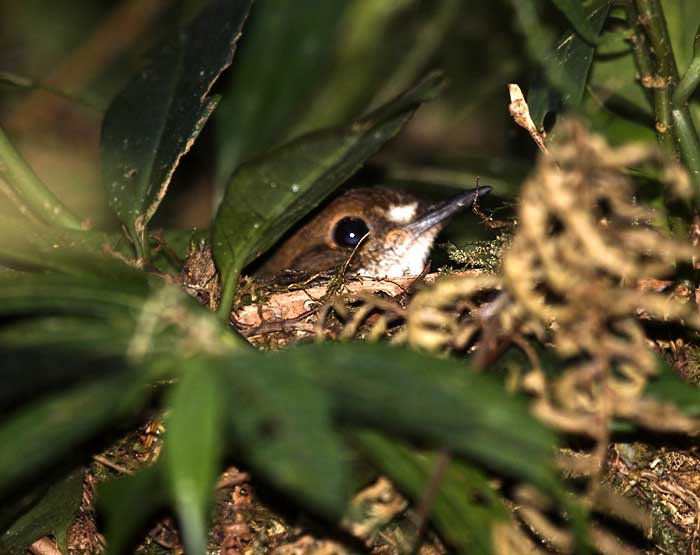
[401,185,492,234]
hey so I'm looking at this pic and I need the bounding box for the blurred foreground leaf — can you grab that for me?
[355,432,507,555]
[0,469,84,555]
[645,358,700,416]
[165,362,226,555]
[220,351,353,517]
[100,464,166,555]
[212,72,444,314]
[101,0,253,256]
[0,374,147,497]
[213,0,351,186]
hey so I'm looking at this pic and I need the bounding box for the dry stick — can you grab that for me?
[409,450,452,555]
[29,537,63,555]
[6,0,170,132]
[93,454,134,475]
[507,83,550,156]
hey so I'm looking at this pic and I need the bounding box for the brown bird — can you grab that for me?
[256,185,492,279]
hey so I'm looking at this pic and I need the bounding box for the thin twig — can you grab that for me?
[507,83,550,156]
[93,454,134,475]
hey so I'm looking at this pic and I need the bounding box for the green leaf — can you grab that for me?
[527,0,612,128]
[0,374,148,497]
[213,0,352,186]
[0,272,149,318]
[291,0,453,136]
[218,352,353,516]
[295,343,558,490]
[645,358,700,416]
[212,72,444,313]
[101,0,253,253]
[0,216,134,278]
[662,1,700,73]
[226,342,559,493]
[549,0,601,44]
[164,361,225,555]
[0,469,84,555]
[355,432,507,555]
[0,342,129,411]
[99,463,166,555]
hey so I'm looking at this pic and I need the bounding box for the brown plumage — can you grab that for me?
[256,185,491,279]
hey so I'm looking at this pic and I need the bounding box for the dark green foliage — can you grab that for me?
[1,1,700,554]
[0,470,84,555]
[101,0,253,257]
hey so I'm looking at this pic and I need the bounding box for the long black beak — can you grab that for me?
[401,185,492,234]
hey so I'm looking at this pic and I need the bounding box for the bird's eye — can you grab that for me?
[332,217,369,248]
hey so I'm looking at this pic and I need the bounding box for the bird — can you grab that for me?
[255,185,492,279]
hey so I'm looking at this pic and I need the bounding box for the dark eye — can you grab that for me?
[332,217,369,248]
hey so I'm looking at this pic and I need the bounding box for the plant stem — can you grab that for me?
[673,55,700,107]
[217,271,238,321]
[631,0,700,186]
[0,125,82,229]
[631,0,678,157]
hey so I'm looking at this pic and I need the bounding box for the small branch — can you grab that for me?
[93,454,134,475]
[507,83,550,156]
[629,0,700,188]
[629,0,678,157]
[0,125,82,229]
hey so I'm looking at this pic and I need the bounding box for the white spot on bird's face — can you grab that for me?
[387,202,418,224]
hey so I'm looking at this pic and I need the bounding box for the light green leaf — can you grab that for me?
[164,361,225,555]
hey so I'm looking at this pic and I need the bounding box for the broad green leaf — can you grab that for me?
[586,31,654,124]
[0,374,147,496]
[101,0,253,253]
[663,1,700,73]
[296,343,558,490]
[0,344,128,411]
[291,0,454,136]
[164,361,225,555]
[549,0,601,44]
[0,469,84,555]
[0,214,132,277]
[355,432,507,555]
[220,353,353,516]
[528,0,612,128]
[99,464,166,555]
[228,342,559,492]
[0,272,149,318]
[212,72,444,312]
[214,0,352,187]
